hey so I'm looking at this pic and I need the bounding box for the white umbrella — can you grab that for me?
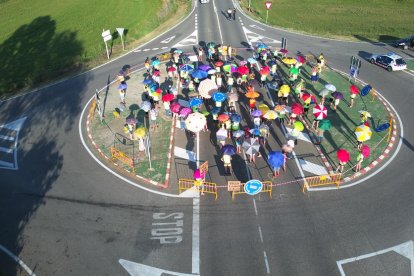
[140,101,151,112]
[185,112,207,133]
[198,79,218,99]
[325,84,336,92]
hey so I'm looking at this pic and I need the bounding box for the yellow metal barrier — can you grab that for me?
[302,173,342,192]
[111,147,134,169]
[178,179,218,200]
[231,181,273,200]
[89,98,97,120]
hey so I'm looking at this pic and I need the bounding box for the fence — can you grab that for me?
[231,181,272,200]
[111,133,135,170]
[178,179,218,199]
[302,173,342,192]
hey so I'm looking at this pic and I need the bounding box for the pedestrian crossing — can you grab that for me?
[0,117,26,170]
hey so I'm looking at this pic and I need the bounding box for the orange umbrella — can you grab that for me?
[245,91,260,99]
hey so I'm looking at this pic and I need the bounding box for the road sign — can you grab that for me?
[101,29,112,59]
[361,84,372,96]
[116,28,125,50]
[244,179,263,195]
[228,181,241,192]
[199,161,208,175]
[265,1,272,10]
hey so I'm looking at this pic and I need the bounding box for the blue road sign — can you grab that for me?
[244,179,263,195]
[361,84,372,96]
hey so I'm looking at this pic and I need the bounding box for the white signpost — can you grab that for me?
[116,27,125,51]
[265,1,272,24]
[101,29,112,59]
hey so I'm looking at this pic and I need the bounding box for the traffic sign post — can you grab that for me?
[244,179,263,195]
[116,28,125,51]
[264,1,272,24]
[101,29,112,59]
[349,56,361,81]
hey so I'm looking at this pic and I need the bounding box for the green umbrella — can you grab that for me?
[318,119,331,131]
[207,42,216,48]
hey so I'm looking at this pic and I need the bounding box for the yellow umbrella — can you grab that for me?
[135,127,147,138]
[293,121,304,131]
[258,104,270,114]
[263,110,278,120]
[358,110,372,118]
[245,91,260,99]
[279,84,290,96]
[282,57,297,65]
[354,124,372,142]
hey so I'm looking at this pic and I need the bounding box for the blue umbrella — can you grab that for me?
[267,60,276,66]
[189,98,203,107]
[118,83,127,90]
[231,114,241,123]
[249,128,261,136]
[211,107,221,114]
[149,83,159,91]
[248,58,257,64]
[151,59,160,66]
[268,151,284,169]
[142,79,153,85]
[199,64,212,71]
[212,92,227,102]
[191,69,208,79]
[251,109,262,117]
[174,49,183,53]
[180,64,194,72]
[221,145,236,156]
[256,43,267,49]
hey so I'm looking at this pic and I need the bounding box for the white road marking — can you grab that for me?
[258,225,264,243]
[173,30,198,47]
[298,159,328,175]
[160,35,176,44]
[0,117,26,170]
[253,198,258,216]
[249,24,265,31]
[119,259,197,276]
[0,135,14,141]
[0,244,37,276]
[263,250,270,274]
[192,197,200,274]
[212,0,224,44]
[402,69,414,77]
[179,186,200,198]
[336,240,414,276]
[285,127,312,143]
[242,26,281,45]
[174,146,196,162]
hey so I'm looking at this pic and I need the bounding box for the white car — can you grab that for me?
[200,0,209,3]
[369,52,407,72]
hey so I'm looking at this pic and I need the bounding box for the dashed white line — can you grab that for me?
[258,225,264,243]
[263,251,270,274]
[253,198,258,216]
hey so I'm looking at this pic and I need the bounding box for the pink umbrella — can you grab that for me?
[350,84,359,95]
[237,65,249,75]
[361,145,370,158]
[280,48,288,54]
[180,107,192,117]
[337,149,350,163]
[239,60,248,66]
[297,55,305,64]
[171,102,181,113]
[193,169,205,179]
[168,67,176,72]
[312,104,328,120]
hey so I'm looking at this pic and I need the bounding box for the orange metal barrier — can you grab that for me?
[178,179,218,200]
[302,173,342,192]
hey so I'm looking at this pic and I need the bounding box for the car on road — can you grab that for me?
[200,0,210,3]
[369,52,407,72]
[393,35,414,50]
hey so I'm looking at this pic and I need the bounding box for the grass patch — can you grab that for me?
[0,0,190,97]
[406,60,414,71]
[241,0,414,42]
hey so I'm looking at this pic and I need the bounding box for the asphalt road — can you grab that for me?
[0,0,413,275]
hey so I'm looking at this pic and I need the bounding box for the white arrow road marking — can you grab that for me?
[336,240,414,276]
[242,26,281,45]
[173,30,198,47]
[161,35,176,44]
[174,147,196,162]
[120,198,200,275]
[0,117,26,170]
[249,24,265,31]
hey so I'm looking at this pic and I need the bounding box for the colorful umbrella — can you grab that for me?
[134,127,147,138]
[251,109,262,117]
[361,145,370,158]
[337,149,350,163]
[126,117,137,125]
[297,55,306,64]
[350,84,359,95]
[174,49,183,54]
[168,67,177,72]
[162,94,174,102]
[312,104,328,120]
[256,43,267,49]
[180,107,192,117]
[211,107,221,114]
[180,64,194,72]
[250,128,261,136]
[245,90,260,99]
[198,79,218,99]
[151,59,160,66]
[319,88,331,97]
[189,98,203,107]
[239,60,248,66]
[355,124,372,142]
[331,91,344,100]
[318,119,331,131]
[214,61,224,67]
[279,84,291,96]
[237,65,249,75]
[291,103,304,115]
[242,137,261,155]
[325,84,336,92]
[301,93,312,103]
[142,79,153,85]
[207,42,216,48]
[359,110,371,118]
[247,58,257,64]
[192,69,208,79]
[201,110,209,116]
[221,144,236,156]
[230,114,241,123]
[258,104,270,114]
[216,128,228,140]
[118,83,127,90]
[140,101,151,112]
[170,102,181,113]
[267,60,276,66]
[218,113,230,122]
[185,112,206,133]
[228,92,239,102]
[268,151,284,169]
[223,64,237,73]
[152,70,160,76]
[263,110,278,120]
[274,105,286,113]
[149,83,159,92]
[259,66,270,75]
[282,57,297,65]
[212,92,227,102]
[233,129,245,138]
[293,121,304,131]
[207,69,216,75]
[193,169,205,179]
[279,48,288,54]
[199,64,211,71]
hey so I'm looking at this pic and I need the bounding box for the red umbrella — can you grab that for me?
[337,149,350,163]
[361,145,370,158]
[280,48,288,54]
[168,67,177,72]
[162,94,174,102]
[237,65,249,75]
[259,66,270,75]
[301,93,312,103]
[218,113,230,122]
[171,102,181,113]
[312,104,327,120]
[153,70,160,76]
[214,61,224,67]
[350,84,359,95]
[291,103,304,115]
[297,55,305,64]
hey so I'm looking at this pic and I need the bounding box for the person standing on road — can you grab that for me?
[233,8,236,20]
[198,47,203,62]
[221,154,232,175]
[227,8,233,20]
